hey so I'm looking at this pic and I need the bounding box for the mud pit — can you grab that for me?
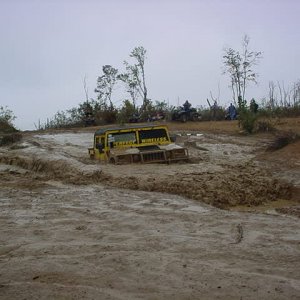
[0,128,300,299]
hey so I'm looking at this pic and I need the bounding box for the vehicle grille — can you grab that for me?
[141,151,166,163]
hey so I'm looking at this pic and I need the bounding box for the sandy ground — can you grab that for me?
[0,121,300,299]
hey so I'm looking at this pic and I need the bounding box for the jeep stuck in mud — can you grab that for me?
[88,124,189,164]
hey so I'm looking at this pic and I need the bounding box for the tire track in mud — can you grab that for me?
[0,155,109,184]
[110,166,292,208]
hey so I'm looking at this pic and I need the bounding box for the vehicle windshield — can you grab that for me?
[108,131,137,146]
[138,129,169,144]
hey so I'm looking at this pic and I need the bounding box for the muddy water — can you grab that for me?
[0,132,294,208]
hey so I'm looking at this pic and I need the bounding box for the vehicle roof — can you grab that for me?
[94,123,168,136]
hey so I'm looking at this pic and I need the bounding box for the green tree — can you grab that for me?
[117,71,139,109]
[124,46,149,109]
[223,35,262,108]
[95,65,118,110]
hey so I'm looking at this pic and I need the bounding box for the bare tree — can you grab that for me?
[209,82,221,105]
[292,80,300,106]
[277,81,290,107]
[83,75,89,103]
[268,80,300,108]
[268,81,276,108]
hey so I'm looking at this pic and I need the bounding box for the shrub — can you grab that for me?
[238,108,257,133]
[0,133,22,146]
[0,106,16,125]
[197,107,226,121]
[0,120,17,133]
[103,110,118,124]
[117,100,136,124]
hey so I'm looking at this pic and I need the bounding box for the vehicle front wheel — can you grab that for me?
[109,157,116,164]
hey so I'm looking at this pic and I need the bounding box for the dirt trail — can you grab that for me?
[0,127,300,299]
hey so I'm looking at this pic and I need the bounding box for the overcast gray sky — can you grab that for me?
[1,0,299,130]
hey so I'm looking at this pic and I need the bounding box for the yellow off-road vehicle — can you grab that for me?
[88,124,188,164]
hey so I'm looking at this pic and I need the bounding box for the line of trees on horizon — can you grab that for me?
[1,36,300,134]
[35,37,298,133]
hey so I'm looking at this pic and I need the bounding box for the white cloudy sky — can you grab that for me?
[1,0,299,130]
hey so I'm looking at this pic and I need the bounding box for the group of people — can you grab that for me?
[183,100,237,120]
[225,100,258,120]
[180,99,261,121]
[211,101,237,121]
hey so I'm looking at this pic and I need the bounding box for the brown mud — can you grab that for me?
[0,119,300,299]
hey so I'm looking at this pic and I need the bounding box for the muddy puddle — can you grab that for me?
[0,132,296,209]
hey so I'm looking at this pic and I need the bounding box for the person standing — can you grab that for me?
[228,103,237,120]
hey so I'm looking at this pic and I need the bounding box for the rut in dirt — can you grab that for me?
[0,151,292,209]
